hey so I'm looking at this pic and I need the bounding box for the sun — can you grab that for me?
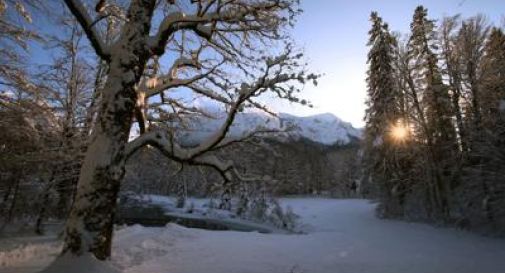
[390,123,410,142]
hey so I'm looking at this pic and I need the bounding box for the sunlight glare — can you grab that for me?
[390,123,409,141]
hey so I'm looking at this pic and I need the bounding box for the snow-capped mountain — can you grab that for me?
[176,109,362,146]
[277,113,362,145]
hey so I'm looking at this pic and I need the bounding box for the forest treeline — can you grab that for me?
[0,1,102,232]
[2,1,504,242]
[363,6,505,234]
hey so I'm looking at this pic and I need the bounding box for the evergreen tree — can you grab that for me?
[480,27,505,126]
[364,12,405,217]
[407,6,457,220]
[456,16,490,142]
[462,27,505,229]
[439,16,469,154]
[361,6,505,234]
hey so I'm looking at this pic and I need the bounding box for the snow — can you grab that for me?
[123,195,292,233]
[3,199,505,273]
[0,235,60,268]
[38,254,120,273]
[0,90,15,98]
[177,109,362,146]
[278,112,362,145]
[128,195,230,217]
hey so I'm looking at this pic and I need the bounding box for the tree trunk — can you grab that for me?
[62,83,135,259]
[61,45,148,261]
[60,0,156,260]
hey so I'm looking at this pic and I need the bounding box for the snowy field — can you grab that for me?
[2,198,505,273]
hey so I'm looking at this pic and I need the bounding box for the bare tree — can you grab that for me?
[40,0,314,265]
[0,0,43,90]
[439,16,468,154]
[456,15,490,133]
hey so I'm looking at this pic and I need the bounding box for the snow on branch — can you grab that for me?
[148,0,296,56]
[209,127,282,152]
[125,49,311,162]
[143,58,224,99]
[63,0,110,61]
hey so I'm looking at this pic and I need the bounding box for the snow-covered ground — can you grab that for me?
[2,199,505,273]
[119,194,299,233]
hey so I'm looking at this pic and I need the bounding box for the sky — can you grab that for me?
[22,1,504,128]
[267,0,505,127]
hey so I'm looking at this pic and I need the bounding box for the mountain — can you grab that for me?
[277,113,362,145]
[126,109,363,198]
[126,108,363,198]
[176,109,362,146]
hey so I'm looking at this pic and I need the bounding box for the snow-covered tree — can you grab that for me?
[363,11,407,217]
[439,15,469,153]
[0,0,41,90]
[460,26,505,231]
[41,0,315,265]
[407,6,458,220]
[34,15,98,220]
[363,7,505,232]
[480,27,505,126]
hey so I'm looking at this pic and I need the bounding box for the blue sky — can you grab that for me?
[25,1,504,127]
[267,0,504,127]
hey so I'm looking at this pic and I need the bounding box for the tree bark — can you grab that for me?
[62,75,136,259]
[61,0,155,259]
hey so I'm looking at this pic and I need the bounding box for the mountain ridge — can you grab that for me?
[176,109,362,146]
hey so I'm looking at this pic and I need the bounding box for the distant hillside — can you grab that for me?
[175,109,362,146]
[125,110,362,198]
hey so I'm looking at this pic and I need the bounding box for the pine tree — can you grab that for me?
[480,27,505,126]
[362,7,505,233]
[439,16,469,154]
[364,12,405,217]
[462,27,505,229]
[456,16,490,140]
[408,6,458,220]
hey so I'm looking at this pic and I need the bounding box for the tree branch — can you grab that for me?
[125,51,309,162]
[63,0,110,61]
[143,58,224,99]
[148,0,291,56]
